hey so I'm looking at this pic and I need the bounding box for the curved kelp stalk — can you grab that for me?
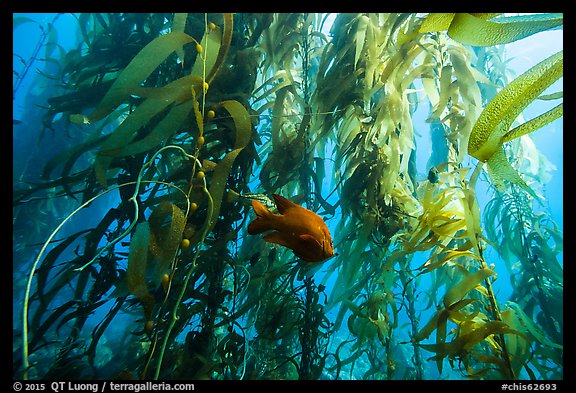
[21,144,197,379]
[19,13,249,380]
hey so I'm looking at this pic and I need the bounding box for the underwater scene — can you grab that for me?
[13,13,563,381]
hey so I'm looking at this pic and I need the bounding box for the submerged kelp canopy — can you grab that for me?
[13,13,563,380]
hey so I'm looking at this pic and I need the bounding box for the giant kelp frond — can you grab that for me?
[14,12,562,381]
[419,13,563,47]
[467,50,562,196]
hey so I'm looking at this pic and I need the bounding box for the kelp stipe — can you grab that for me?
[13,13,562,380]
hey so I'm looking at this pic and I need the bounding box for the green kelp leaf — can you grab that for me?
[190,20,221,81]
[270,86,291,150]
[469,50,563,162]
[443,268,495,308]
[206,100,252,233]
[29,300,80,352]
[13,16,38,31]
[148,201,186,286]
[448,13,563,47]
[537,91,563,101]
[172,13,188,62]
[414,308,449,343]
[93,75,202,187]
[208,13,233,85]
[127,222,154,319]
[219,100,252,149]
[107,100,194,158]
[506,302,563,350]
[190,14,234,85]
[486,147,537,198]
[87,297,124,368]
[45,105,127,180]
[502,103,563,144]
[44,23,59,62]
[78,31,196,124]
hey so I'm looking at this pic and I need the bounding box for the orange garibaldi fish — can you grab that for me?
[248,194,335,263]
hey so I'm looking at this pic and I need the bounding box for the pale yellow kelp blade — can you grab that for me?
[468,49,563,161]
[466,49,562,197]
[486,147,537,198]
[448,13,563,47]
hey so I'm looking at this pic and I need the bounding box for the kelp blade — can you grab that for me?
[206,100,252,233]
[468,50,563,161]
[148,201,186,286]
[448,13,563,47]
[76,31,195,124]
[127,222,153,318]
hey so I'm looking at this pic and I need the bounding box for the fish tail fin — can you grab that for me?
[248,199,275,234]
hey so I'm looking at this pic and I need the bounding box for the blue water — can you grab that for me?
[13,13,563,381]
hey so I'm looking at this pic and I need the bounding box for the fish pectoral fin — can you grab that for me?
[251,199,271,218]
[248,200,275,235]
[263,231,292,248]
[299,234,321,248]
[272,194,299,214]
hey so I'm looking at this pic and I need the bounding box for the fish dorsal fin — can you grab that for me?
[272,194,298,214]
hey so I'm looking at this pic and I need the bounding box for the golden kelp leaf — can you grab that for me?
[448,13,563,47]
[148,201,186,286]
[428,65,452,120]
[420,319,523,376]
[449,320,521,352]
[413,299,475,343]
[443,268,495,308]
[468,50,563,162]
[419,13,456,33]
[354,15,369,69]
[448,46,481,108]
[419,249,481,274]
[500,309,530,376]
[419,13,501,33]
[126,74,203,104]
[127,222,154,319]
[80,32,196,124]
[461,187,484,255]
[206,100,252,233]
